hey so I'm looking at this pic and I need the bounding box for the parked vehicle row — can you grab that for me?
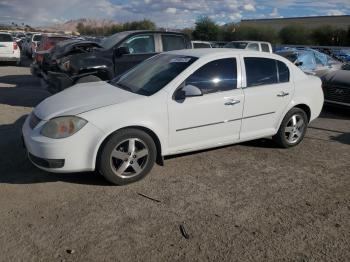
[22,49,324,185]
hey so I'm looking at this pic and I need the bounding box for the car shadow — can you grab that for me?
[0,115,110,186]
[0,74,50,107]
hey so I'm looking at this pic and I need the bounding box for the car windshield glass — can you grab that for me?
[225,42,248,49]
[100,31,130,50]
[110,54,197,96]
[0,34,13,42]
[33,35,42,41]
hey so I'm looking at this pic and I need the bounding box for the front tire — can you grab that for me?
[273,108,308,148]
[99,129,157,185]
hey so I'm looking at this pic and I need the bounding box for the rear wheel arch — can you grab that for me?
[293,104,311,122]
[95,126,164,171]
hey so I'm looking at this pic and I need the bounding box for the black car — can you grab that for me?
[322,70,350,108]
[41,30,191,93]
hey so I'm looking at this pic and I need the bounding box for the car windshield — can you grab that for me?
[33,35,42,41]
[225,42,248,49]
[110,54,197,96]
[0,34,13,42]
[100,31,131,50]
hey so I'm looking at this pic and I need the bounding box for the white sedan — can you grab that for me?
[22,49,324,185]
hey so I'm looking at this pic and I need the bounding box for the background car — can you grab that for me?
[0,32,21,65]
[31,34,72,76]
[276,48,343,77]
[224,41,273,53]
[191,40,212,48]
[22,49,323,185]
[322,69,350,108]
[42,30,192,93]
[29,33,42,57]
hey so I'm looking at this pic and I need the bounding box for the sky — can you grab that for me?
[0,0,349,28]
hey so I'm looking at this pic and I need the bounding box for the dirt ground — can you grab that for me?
[0,59,349,262]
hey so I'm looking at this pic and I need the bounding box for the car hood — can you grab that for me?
[34,81,143,120]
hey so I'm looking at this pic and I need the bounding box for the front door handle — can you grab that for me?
[224,99,240,106]
[277,91,289,97]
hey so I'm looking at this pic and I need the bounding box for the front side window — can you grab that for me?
[162,35,186,51]
[261,43,270,52]
[185,58,237,94]
[245,57,278,87]
[247,43,259,51]
[122,35,155,54]
[111,54,197,96]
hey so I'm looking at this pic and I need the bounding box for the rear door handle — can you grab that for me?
[224,99,240,106]
[277,91,289,97]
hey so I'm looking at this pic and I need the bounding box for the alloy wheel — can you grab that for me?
[284,114,305,144]
[110,138,149,178]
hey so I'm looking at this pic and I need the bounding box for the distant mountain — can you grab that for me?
[40,18,118,33]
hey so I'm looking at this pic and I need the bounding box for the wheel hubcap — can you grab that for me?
[284,114,305,144]
[110,138,149,178]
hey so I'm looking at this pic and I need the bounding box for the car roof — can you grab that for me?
[166,48,279,59]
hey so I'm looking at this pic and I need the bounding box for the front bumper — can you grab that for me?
[22,114,104,173]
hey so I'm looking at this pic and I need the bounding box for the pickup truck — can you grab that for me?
[224,41,273,53]
[42,30,191,93]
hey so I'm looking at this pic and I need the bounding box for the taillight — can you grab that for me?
[13,42,18,50]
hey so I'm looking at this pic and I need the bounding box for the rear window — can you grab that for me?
[193,42,211,48]
[162,35,186,51]
[33,35,42,41]
[0,34,13,42]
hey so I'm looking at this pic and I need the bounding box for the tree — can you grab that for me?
[279,24,311,45]
[311,26,347,46]
[192,16,220,41]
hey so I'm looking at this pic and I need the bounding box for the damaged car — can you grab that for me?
[42,30,191,93]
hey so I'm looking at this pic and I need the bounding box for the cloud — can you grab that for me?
[0,0,349,28]
[243,4,256,12]
[327,9,345,16]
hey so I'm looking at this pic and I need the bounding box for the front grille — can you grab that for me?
[323,84,350,104]
[29,113,41,129]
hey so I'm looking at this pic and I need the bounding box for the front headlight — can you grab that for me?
[41,116,87,139]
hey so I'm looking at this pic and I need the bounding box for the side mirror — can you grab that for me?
[114,46,130,57]
[174,84,203,101]
[295,61,303,67]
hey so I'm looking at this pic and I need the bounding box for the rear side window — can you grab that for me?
[245,57,290,87]
[261,43,270,52]
[247,43,259,51]
[162,35,186,51]
[245,57,278,87]
[185,58,237,94]
[277,61,290,83]
[193,43,211,48]
[0,34,13,42]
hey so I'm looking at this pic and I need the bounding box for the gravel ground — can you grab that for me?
[0,59,349,262]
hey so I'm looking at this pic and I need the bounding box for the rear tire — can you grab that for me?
[98,129,157,185]
[273,108,308,148]
[76,75,101,84]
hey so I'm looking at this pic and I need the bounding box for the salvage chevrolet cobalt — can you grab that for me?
[22,49,324,185]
